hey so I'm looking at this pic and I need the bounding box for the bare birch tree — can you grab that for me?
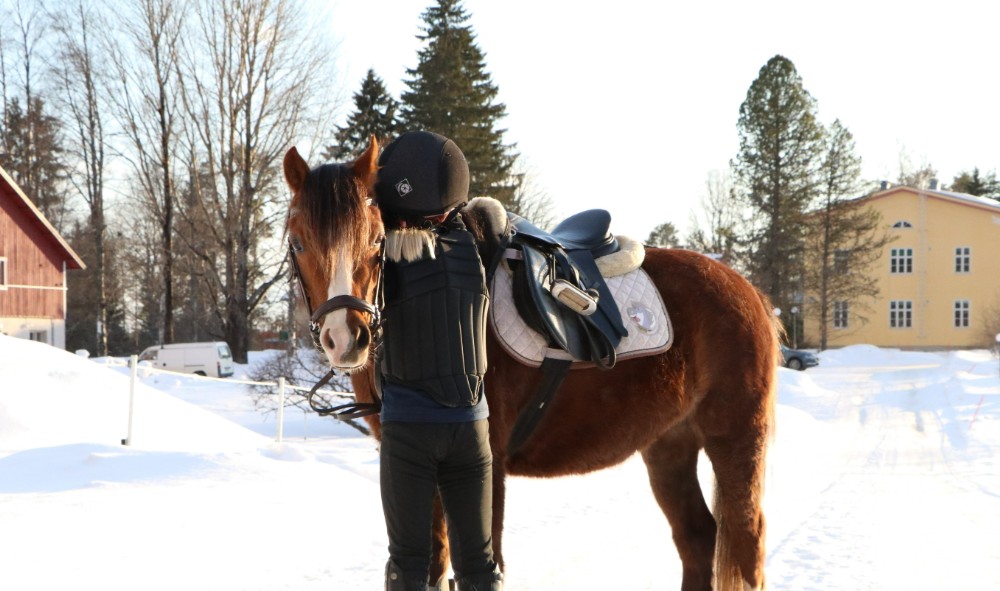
[0,0,70,230]
[105,0,184,345]
[803,120,894,349]
[51,1,110,354]
[686,170,742,264]
[177,0,333,362]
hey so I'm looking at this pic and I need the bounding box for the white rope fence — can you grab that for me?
[117,355,353,446]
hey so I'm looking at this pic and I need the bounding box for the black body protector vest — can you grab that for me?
[379,215,489,408]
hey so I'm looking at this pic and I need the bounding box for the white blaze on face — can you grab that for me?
[320,249,358,367]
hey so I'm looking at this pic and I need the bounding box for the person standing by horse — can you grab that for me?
[374,131,503,591]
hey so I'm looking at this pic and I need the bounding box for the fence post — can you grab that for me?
[276,377,286,443]
[124,354,138,446]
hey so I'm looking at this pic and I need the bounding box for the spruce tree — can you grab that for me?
[325,69,402,161]
[0,97,69,231]
[951,167,999,198]
[400,0,519,206]
[645,222,680,248]
[732,55,824,315]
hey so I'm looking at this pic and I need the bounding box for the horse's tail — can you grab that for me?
[713,287,778,591]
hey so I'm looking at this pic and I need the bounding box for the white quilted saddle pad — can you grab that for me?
[490,264,673,368]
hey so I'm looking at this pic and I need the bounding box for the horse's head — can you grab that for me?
[283,138,384,372]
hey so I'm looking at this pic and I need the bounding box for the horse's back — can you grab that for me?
[643,247,777,365]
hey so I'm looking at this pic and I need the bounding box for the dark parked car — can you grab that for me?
[780,345,819,371]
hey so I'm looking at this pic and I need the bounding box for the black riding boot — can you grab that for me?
[454,567,503,591]
[385,559,429,591]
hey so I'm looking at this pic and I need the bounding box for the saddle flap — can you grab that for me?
[512,242,627,366]
[516,245,590,361]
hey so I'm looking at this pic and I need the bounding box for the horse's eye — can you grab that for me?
[290,238,304,253]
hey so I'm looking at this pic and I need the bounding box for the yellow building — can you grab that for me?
[806,185,1000,349]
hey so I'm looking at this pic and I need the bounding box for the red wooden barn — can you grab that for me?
[0,165,85,349]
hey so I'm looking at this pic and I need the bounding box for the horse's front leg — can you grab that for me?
[429,492,451,590]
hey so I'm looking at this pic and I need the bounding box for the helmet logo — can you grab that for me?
[395,179,413,198]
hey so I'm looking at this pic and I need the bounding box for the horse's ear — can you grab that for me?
[283,147,309,194]
[352,135,379,189]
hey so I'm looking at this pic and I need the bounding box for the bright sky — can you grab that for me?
[325,0,1000,240]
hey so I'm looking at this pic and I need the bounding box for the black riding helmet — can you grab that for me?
[375,131,470,217]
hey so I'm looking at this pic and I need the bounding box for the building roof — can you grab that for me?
[867,185,1000,215]
[0,165,86,270]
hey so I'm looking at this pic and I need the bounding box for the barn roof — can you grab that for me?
[0,165,86,270]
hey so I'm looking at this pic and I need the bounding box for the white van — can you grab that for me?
[138,341,235,378]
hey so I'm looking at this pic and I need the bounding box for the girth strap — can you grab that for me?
[506,356,573,457]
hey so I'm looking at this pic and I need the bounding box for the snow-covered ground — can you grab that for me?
[1,334,998,590]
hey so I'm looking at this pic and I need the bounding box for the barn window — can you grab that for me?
[892,220,913,228]
[0,257,7,290]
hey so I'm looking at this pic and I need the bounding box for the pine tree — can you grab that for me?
[732,55,824,315]
[0,97,70,231]
[803,120,893,349]
[645,222,680,248]
[400,0,519,206]
[325,69,402,161]
[951,167,999,199]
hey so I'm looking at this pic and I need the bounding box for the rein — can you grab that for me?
[287,235,386,420]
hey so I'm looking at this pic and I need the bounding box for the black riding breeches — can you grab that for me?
[380,419,497,583]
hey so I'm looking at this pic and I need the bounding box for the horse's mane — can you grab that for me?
[293,163,373,269]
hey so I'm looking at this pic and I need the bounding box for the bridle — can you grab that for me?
[287,235,386,349]
[287,229,386,419]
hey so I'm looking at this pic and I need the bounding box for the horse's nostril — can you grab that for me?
[356,326,370,350]
[322,329,336,351]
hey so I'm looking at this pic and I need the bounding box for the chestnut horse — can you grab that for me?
[282,138,777,591]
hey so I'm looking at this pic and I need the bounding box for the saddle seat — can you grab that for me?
[509,209,619,258]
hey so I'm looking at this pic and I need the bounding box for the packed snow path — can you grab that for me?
[767,352,1000,590]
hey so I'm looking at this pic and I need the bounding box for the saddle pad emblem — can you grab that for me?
[627,304,657,333]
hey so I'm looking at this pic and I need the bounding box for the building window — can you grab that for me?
[834,250,850,275]
[0,257,7,290]
[892,220,913,228]
[955,247,971,273]
[29,330,48,344]
[890,248,913,274]
[890,300,912,328]
[833,301,849,328]
[954,300,970,328]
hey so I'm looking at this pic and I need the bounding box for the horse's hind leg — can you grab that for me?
[641,421,716,591]
[703,419,769,591]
